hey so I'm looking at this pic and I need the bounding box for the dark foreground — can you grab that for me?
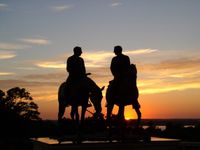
[1,136,200,150]
[0,118,200,150]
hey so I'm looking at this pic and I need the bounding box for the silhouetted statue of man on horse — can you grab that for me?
[58,46,104,131]
[106,45,141,128]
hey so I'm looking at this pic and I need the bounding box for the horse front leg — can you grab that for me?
[71,106,79,125]
[117,105,126,140]
[106,103,114,127]
[106,103,114,141]
[81,106,87,127]
[117,105,125,121]
[72,106,86,143]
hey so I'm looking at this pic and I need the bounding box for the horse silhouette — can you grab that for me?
[106,64,141,129]
[58,76,104,128]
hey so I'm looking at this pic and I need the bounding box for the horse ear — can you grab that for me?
[101,86,105,91]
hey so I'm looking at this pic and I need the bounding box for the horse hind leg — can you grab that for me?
[135,108,142,128]
[117,105,125,121]
[58,104,65,122]
[117,105,126,140]
[71,106,79,123]
[106,103,114,141]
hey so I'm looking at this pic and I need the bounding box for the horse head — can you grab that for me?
[88,80,105,116]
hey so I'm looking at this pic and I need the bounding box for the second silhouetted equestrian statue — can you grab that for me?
[106,45,141,128]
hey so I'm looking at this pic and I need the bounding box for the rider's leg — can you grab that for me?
[106,104,114,124]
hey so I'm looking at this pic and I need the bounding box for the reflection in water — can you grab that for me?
[31,137,64,144]
[151,137,180,141]
[142,125,166,131]
[143,125,195,131]
[32,137,180,145]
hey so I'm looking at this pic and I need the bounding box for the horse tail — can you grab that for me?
[58,82,66,104]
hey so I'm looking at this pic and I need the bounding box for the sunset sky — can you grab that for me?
[1,0,200,120]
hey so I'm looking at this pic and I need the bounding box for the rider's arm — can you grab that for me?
[66,57,72,73]
[110,57,117,77]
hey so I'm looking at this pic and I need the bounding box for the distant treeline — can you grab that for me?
[138,119,200,126]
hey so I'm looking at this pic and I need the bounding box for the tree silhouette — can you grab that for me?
[0,87,41,121]
[0,87,42,138]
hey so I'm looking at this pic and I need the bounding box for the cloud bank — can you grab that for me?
[34,49,158,69]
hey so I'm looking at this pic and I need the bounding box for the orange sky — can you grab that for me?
[28,61,200,120]
[36,87,200,120]
[1,49,200,120]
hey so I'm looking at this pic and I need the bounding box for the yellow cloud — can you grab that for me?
[20,38,50,45]
[140,82,200,94]
[0,72,15,76]
[0,51,16,59]
[83,49,158,67]
[34,49,158,69]
[83,51,112,61]
[169,70,200,78]
[36,61,65,69]
[84,49,157,60]
[125,49,158,55]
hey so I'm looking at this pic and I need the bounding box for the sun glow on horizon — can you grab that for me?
[124,106,138,120]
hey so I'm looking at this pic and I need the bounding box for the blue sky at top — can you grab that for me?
[1,0,200,80]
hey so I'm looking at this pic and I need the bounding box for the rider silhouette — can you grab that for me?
[111,45,130,83]
[66,46,86,83]
[65,46,92,108]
